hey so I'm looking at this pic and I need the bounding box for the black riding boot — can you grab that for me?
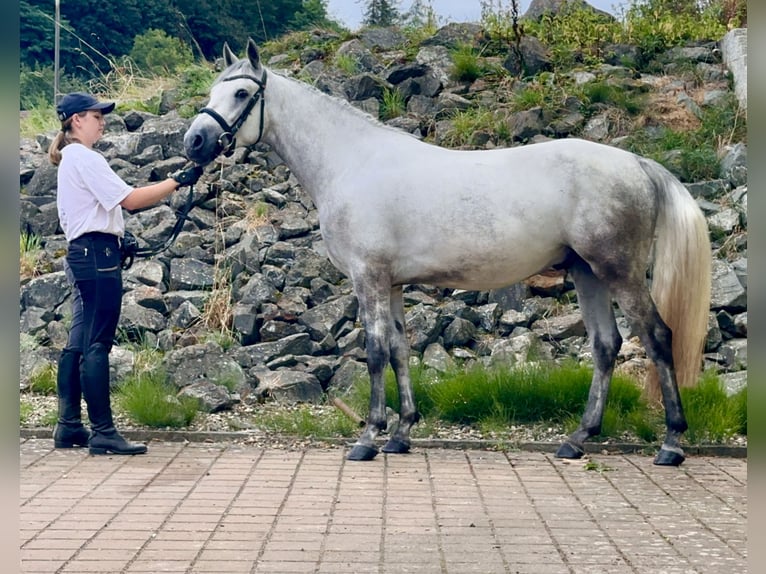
[81,343,147,455]
[53,349,90,448]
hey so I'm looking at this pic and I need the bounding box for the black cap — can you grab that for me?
[56,92,116,122]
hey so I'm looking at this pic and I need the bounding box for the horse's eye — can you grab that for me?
[235,89,249,99]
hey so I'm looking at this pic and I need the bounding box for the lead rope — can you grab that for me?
[120,181,198,270]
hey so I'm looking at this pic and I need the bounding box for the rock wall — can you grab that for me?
[20,22,748,410]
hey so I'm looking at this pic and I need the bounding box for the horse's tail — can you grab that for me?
[640,158,711,399]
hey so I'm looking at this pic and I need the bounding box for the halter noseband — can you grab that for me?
[199,68,267,155]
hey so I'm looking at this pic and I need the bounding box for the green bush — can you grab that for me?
[129,29,194,76]
[20,64,86,110]
[620,0,728,64]
[526,2,621,69]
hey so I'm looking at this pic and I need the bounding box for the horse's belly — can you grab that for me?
[395,243,567,290]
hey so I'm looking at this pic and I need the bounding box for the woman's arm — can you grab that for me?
[119,178,179,212]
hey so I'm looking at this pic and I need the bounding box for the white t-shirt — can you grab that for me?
[56,143,133,241]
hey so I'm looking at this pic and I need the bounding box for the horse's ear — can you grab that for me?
[246,38,261,69]
[222,42,238,67]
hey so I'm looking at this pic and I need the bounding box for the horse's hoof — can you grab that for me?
[382,438,410,454]
[654,447,685,466]
[347,443,379,461]
[555,442,585,459]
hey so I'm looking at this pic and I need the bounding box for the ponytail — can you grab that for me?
[48,114,82,166]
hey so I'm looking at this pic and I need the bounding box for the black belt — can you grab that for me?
[71,232,120,245]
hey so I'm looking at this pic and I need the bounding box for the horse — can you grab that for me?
[183,38,712,466]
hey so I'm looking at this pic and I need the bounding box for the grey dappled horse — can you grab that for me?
[184,39,711,466]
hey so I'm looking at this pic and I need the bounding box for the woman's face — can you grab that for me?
[71,110,106,147]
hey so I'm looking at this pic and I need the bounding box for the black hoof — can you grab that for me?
[555,442,585,459]
[347,443,379,461]
[382,438,411,454]
[653,448,685,466]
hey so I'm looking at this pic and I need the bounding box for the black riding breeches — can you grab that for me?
[64,232,123,355]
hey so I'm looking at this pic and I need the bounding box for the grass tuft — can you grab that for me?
[257,403,359,438]
[681,371,748,444]
[116,371,198,429]
[27,364,58,395]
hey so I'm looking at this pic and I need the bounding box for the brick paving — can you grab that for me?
[19,439,747,574]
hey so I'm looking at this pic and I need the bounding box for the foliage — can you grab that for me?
[363,0,400,27]
[380,87,406,121]
[509,72,570,112]
[480,0,523,54]
[450,44,485,83]
[27,364,57,395]
[129,29,194,76]
[680,370,747,443]
[401,0,440,33]
[257,403,359,437]
[20,402,34,426]
[526,2,621,69]
[20,63,86,110]
[441,106,502,147]
[117,371,198,428]
[626,93,745,181]
[579,81,644,115]
[20,231,48,279]
[20,0,339,85]
[289,0,343,31]
[334,53,360,75]
[343,360,746,445]
[201,260,235,344]
[619,0,729,63]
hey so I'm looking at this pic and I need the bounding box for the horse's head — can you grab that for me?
[183,38,267,166]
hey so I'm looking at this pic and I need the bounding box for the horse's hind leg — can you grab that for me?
[556,257,622,460]
[612,285,688,466]
[382,286,420,454]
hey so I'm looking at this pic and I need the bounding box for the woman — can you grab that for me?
[49,92,203,455]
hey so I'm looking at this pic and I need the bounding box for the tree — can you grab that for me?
[363,0,400,27]
[289,0,341,31]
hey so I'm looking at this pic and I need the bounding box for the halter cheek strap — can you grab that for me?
[199,68,268,155]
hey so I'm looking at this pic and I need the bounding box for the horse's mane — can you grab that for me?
[218,60,422,141]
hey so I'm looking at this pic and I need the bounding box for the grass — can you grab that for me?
[20,231,47,280]
[441,106,503,147]
[626,93,745,181]
[334,53,359,75]
[116,371,199,428]
[680,371,747,444]
[20,402,34,425]
[450,44,484,83]
[20,102,60,139]
[257,403,360,438]
[338,360,745,446]
[380,88,406,121]
[580,81,645,115]
[27,364,57,395]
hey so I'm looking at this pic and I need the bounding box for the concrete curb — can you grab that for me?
[19,427,747,458]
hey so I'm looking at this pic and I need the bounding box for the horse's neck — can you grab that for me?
[263,73,399,205]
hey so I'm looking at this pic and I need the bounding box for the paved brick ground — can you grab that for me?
[19,439,746,574]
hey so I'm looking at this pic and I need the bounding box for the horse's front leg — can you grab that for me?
[382,286,419,454]
[347,279,392,461]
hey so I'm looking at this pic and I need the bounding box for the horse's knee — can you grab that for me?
[592,331,621,367]
[366,338,389,375]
